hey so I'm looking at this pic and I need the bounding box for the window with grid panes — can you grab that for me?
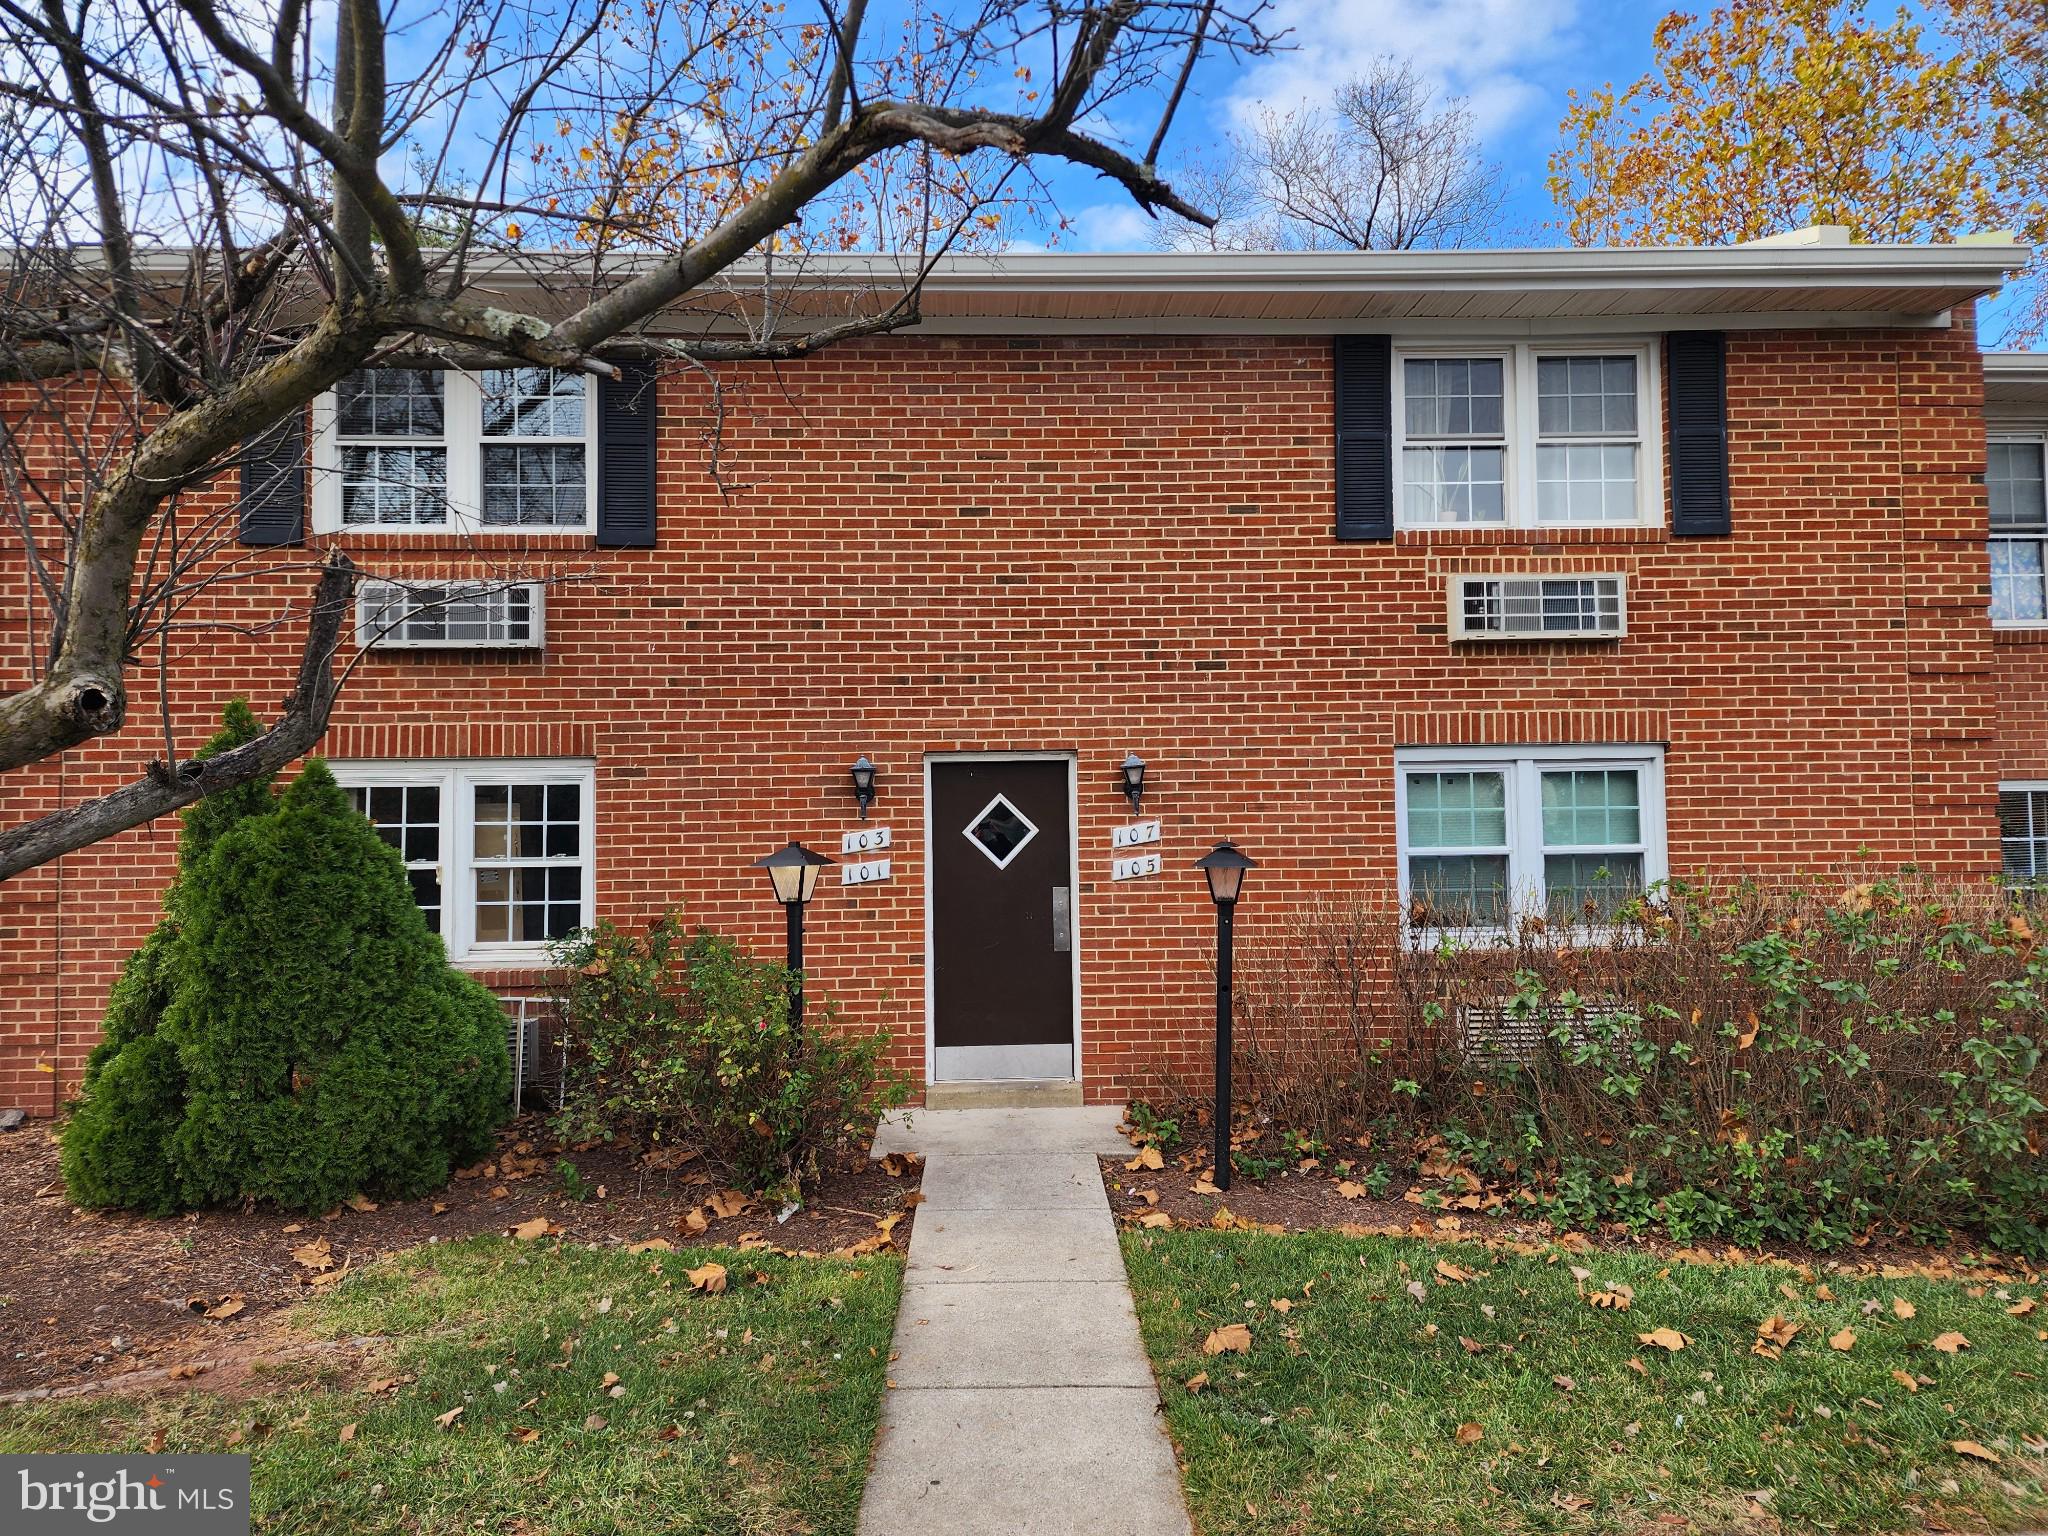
[2000,785,2048,884]
[333,761,593,962]
[1990,438,2047,626]
[1395,344,1655,529]
[1397,749,1664,929]
[317,369,592,534]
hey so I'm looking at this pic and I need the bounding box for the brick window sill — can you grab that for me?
[1394,526,1671,548]
[1992,626,2048,647]
[314,531,601,556]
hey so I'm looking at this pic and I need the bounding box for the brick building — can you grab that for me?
[2,234,2042,1114]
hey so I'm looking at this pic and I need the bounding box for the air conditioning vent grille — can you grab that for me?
[359,580,544,650]
[1451,574,1624,640]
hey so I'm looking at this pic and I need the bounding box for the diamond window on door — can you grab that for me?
[964,793,1039,870]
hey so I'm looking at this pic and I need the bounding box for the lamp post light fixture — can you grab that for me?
[752,840,836,1035]
[1193,839,1258,1191]
[1120,752,1147,815]
[849,755,878,820]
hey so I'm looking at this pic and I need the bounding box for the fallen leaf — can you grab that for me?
[1931,1331,1972,1354]
[1552,1375,1576,1393]
[1892,1297,1916,1320]
[583,1414,607,1432]
[510,1216,554,1242]
[1828,1327,1858,1353]
[682,1208,710,1236]
[291,1237,334,1272]
[1891,1369,1920,1394]
[708,1189,749,1219]
[1270,1298,1293,1314]
[434,1407,463,1430]
[627,1238,674,1254]
[687,1262,729,1295]
[1406,1280,1428,1305]
[1137,1211,1174,1230]
[338,1423,357,1444]
[344,1194,378,1213]
[2007,1297,2037,1317]
[1754,1315,1801,1359]
[1951,1440,2001,1464]
[1125,1147,1165,1172]
[1637,1328,1688,1353]
[881,1152,915,1177]
[1203,1324,1253,1356]
[202,1296,245,1321]
[1455,1422,1484,1445]
[1336,1181,1366,1200]
[1434,1260,1476,1285]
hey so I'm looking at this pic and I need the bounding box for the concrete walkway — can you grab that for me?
[858,1107,1192,1536]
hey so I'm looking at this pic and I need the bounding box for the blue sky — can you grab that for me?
[1054,0,1658,252]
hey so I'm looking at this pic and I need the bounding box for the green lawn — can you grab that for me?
[1123,1230,2048,1536]
[0,1237,903,1536]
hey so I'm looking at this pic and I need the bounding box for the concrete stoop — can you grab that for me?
[857,1107,1192,1536]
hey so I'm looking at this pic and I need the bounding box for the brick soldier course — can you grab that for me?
[2,238,2041,1114]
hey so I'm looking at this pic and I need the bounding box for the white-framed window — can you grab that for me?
[2000,782,2048,885]
[1393,343,1661,529]
[313,368,596,535]
[332,759,595,965]
[1395,746,1667,929]
[1989,434,2047,627]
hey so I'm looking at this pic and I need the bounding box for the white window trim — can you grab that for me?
[1392,340,1664,530]
[1989,429,2048,631]
[1394,744,1668,937]
[332,758,596,967]
[312,371,598,537]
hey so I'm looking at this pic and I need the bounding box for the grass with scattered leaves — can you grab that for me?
[0,1236,902,1535]
[1122,1230,2048,1536]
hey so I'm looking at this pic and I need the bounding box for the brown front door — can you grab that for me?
[930,758,1075,1081]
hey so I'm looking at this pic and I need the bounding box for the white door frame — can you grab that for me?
[922,751,1083,1084]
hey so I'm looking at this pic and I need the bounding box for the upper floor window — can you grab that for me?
[1990,435,2046,627]
[1395,344,1659,529]
[1396,746,1666,930]
[315,368,594,535]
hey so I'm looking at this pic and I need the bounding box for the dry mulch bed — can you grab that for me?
[0,1118,920,1396]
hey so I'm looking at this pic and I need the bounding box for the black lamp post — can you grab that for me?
[849,756,878,820]
[1120,753,1147,815]
[1193,839,1257,1191]
[752,840,835,1035]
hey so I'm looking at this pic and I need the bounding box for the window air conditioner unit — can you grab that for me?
[1448,574,1625,641]
[357,579,544,650]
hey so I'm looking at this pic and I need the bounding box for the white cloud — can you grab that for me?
[1227,0,1582,136]
[1061,199,1168,253]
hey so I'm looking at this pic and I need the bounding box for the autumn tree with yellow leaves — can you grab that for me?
[1548,0,2046,345]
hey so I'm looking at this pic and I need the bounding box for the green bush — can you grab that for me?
[61,701,511,1216]
[165,761,509,1212]
[549,914,907,1201]
[61,700,273,1209]
[1192,875,2048,1257]
[57,1034,187,1216]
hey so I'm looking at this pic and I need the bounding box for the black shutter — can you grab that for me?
[1667,331,1731,537]
[596,363,658,548]
[1333,335,1394,541]
[237,408,306,546]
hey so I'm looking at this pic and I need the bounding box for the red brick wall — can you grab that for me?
[0,316,2017,1113]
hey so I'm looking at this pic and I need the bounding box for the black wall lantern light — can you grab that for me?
[752,840,836,1036]
[1120,752,1147,815]
[849,755,878,820]
[1193,839,1258,1191]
